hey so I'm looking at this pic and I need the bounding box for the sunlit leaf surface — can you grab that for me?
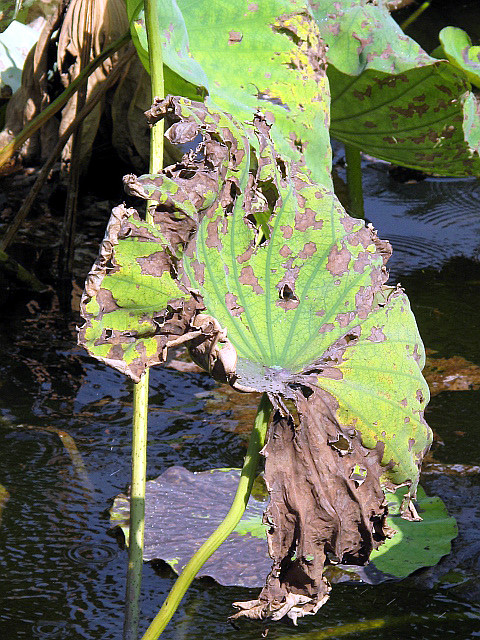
[312,0,480,176]
[127,0,332,186]
[80,94,432,621]
[437,27,480,90]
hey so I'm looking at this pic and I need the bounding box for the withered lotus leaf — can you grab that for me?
[79,94,431,622]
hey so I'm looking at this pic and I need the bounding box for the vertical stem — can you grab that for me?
[401,2,431,31]
[58,0,94,303]
[124,370,150,640]
[344,144,365,219]
[123,2,165,638]
[141,393,273,640]
[145,0,165,218]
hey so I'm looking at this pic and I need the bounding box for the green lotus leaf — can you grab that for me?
[125,0,209,99]
[81,95,432,620]
[78,204,193,381]
[127,0,332,187]
[438,27,480,90]
[370,485,457,578]
[311,0,480,177]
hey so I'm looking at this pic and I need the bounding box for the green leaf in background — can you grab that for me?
[109,468,456,584]
[126,0,209,99]
[437,27,480,90]
[311,0,480,177]
[127,0,332,187]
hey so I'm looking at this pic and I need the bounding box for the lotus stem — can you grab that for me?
[0,31,131,170]
[0,248,49,291]
[344,144,365,219]
[145,0,165,205]
[123,369,150,640]
[123,2,165,638]
[141,392,273,640]
[401,2,431,31]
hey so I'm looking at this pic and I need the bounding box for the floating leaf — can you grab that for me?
[311,1,480,176]
[81,95,431,622]
[369,486,457,578]
[110,468,456,584]
[110,467,271,588]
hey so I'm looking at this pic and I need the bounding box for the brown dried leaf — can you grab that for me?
[231,387,390,623]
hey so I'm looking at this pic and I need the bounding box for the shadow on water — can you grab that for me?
[0,160,480,638]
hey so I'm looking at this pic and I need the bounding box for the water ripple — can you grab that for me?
[64,542,118,566]
[32,620,68,639]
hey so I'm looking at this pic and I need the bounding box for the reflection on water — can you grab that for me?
[0,163,480,638]
[362,166,480,280]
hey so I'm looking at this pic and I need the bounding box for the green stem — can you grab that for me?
[145,0,165,220]
[0,248,49,291]
[0,31,130,169]
[344,144,365,219]
[400,1,431,31]
[123,3,165,638]
[123,369,150,640]
[141,393,273,640]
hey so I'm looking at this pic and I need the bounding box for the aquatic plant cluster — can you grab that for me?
[73,0,480,636]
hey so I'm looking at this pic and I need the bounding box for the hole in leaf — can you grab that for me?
[273,26,301,46]
[328,434,352,456]
[256,90,290,111]
[301,385,314,399]
[178,169,196,179]
[279,284,298,301]
[293,138,303,153]
[259,179,279,210]
[276,157,287,181]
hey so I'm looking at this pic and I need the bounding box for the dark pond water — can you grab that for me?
[1,159,480,639]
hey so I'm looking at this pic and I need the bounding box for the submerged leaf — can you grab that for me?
[110,468,456,586]
[110,467,271,588]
